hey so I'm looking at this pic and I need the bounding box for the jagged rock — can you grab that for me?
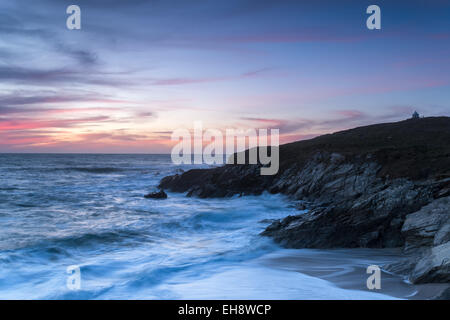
[259,219,279,224]
[409,242,450,283]
[159,165,270,198]
[435,223,450,246]
[261,164,433,248]
[157,117,450,284]
[401,196,450,251]
[382,197,450,284]
[294,201,310,210]
[144,190,167,199]
[330,152,345,164]
[383,254,424,276]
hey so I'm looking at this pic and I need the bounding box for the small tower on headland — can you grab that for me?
[412,111,420,119]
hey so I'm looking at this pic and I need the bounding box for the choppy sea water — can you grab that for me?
[0,154,402,299]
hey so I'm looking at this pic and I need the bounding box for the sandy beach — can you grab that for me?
[256,248,449,300]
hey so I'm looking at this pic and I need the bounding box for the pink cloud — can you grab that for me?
[334,110,365,119]
[0,116,110,131]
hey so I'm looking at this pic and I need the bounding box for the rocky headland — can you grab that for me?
[158,117,450,291]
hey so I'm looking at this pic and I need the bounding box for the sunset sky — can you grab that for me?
[0,0,449,153]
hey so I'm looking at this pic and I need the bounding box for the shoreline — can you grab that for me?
[255,247,449,300]
[158,118,450,292]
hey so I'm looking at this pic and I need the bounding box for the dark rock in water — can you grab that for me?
[159,164,273,198]
[144,190,167,199]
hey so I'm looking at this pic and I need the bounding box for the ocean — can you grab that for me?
[0,154,406,299]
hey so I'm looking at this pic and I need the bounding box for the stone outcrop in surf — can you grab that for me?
[144,189,168,199]
[158,117,450,285]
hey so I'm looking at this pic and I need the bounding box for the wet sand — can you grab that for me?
[256,248,449,300]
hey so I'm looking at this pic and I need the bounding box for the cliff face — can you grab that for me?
[158,117,450,285]
[261,154,438,248]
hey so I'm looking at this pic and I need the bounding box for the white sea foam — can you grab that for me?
[158,265,399,300]
[0,154,411,299]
